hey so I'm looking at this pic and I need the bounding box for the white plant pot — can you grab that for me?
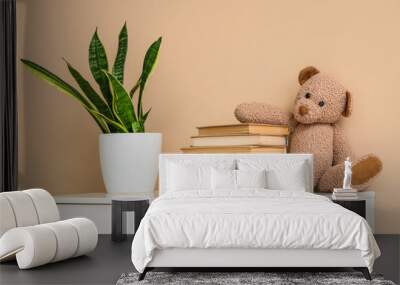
[99,133,162,194]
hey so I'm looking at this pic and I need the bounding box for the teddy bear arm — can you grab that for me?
[332,124,353,165]
[318,164,344,192]
[234,102,291,125]
[288,114,298,133]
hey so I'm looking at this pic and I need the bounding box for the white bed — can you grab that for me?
[131,154,380,280]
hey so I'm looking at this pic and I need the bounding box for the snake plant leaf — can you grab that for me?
[137,37,162,117]
[21,59,109,133]
[103,71,136,131]
[21,59,94,109]
[21,27,161,134]
[140,37,162,90]
[87,110,110,133]
[112,23,128,83]
[88,108,128,133]
[142,107,151,122]
[133,107,151,133]
[129,78,141,98]
[64,59,113,119]
[132,121,144,133]
[89,29,112,105]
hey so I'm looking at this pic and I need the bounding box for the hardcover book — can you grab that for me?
[333,188,358,193]
[181,145,287,154]
[191,134,287,147]
[197,123,289,136]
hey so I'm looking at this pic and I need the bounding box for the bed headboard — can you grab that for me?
[159,153,314,195]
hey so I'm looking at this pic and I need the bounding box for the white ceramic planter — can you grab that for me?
[99,133,162,194]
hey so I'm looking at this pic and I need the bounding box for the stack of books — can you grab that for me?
[332,188,359,200]
[181,123,289,153]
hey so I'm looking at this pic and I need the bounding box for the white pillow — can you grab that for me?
[167,163,211,191]
[237,169,267,189]
[237,158,308,191]
[266,163,307,191]
[211,169,267,190]
[166,159,235,191]
[211,168,237,190]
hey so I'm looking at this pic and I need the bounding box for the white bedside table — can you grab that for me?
[112,196,150,242]
[54,192,154,234]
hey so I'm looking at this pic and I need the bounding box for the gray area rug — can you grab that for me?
[116,272,396,285]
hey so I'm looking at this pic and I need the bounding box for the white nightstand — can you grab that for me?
[314,191,375,232]
[54,192,154,234]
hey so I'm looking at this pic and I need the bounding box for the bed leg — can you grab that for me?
[354,267,372,280]
[138,268,148,281]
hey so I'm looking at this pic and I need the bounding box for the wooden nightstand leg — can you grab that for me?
[112,201,125,242]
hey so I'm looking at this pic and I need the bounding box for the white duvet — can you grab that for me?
[131,190,380,272]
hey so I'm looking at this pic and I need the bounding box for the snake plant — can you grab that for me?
[21,23,161,133]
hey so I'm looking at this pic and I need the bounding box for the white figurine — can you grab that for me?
[342,157,352,190]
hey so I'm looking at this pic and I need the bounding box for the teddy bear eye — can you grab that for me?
[319,101,325,107]
[305,93,311,99]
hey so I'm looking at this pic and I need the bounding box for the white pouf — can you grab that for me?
[0,189,98,269]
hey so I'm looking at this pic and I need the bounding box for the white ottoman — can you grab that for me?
[0,189,98,269]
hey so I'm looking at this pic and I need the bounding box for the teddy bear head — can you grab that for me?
[293,66,352,124]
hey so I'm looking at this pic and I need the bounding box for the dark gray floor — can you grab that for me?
[374,234,400,284]
[0,235,399,285]
[0,235,134,285]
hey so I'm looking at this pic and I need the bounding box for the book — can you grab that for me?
[332,193,359,200]
[190,134,287,147]
[197,123,289,136]
[332,195,360,200]
[334,188,358,193]
[181,145,287,154]
[332,192,358,197]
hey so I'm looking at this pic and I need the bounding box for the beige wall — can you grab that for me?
[16,0,400,233]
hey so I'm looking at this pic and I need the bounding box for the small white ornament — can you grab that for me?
[342,157,352,190]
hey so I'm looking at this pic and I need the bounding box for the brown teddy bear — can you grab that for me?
[234,66,382,192]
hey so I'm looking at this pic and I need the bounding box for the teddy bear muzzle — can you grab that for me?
[299,105,309,116]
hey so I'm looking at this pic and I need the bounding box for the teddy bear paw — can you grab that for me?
[352,154,383,190]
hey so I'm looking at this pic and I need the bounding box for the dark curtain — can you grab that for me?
[0,0,17,192]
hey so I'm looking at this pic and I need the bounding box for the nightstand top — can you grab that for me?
[112,196,151,202]
[54,192,154,205]
[332,199,366,202]
[314,191,375,200]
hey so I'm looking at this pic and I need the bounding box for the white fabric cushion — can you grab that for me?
[65,218,98,257]
[237,170,267,189]
[43,221,79,262]
[24,189,60,224]
[0,189,60,237]
[211,169,237,190]
[211,169,267,190]
[237,158,308,191]
[0,218,98,269]
[0,226,57,269]
[1,192,39,227]
[266,163,307,191]
[167,163,211,191]
[0,196,16,237]
[167,160,235,191]
[0,189,98,269]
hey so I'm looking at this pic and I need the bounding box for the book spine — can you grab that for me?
[332,194,358,197]
[333,188,358,193]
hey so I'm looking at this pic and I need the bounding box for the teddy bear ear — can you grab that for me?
[298,66,320,85]
[342,91,353,117]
